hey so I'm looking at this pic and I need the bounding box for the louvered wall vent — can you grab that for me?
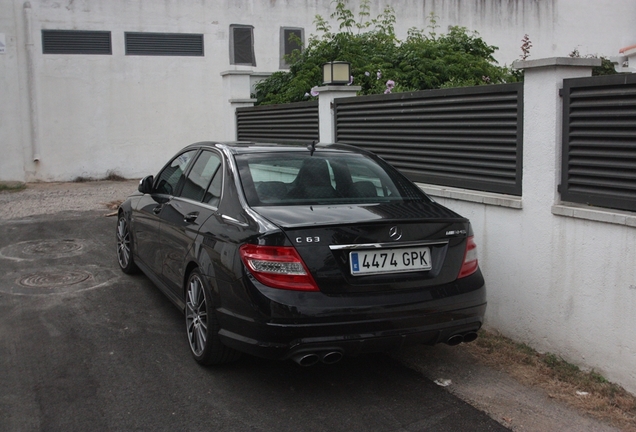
[125,32,204,56]
[42,30,112,55]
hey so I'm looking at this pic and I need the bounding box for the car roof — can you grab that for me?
[184,141,368,156]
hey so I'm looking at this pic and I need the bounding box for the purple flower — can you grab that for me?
[377,70,382,80]
[384,88,391,94]
[386,80,395,89]
[310,86,320,97]
[482,75,491,83]
[304,92,310,97]
[347,75,354,85]
[364,71,370,77]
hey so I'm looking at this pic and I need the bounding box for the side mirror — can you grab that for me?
[138,175,154,194]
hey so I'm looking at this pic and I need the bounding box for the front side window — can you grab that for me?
[154,150,197,196]
[180,151,222,204]
[229,24,255,66]
[236,151,427,206]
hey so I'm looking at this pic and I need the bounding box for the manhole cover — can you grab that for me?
[18,270,92,288]
[0,239,87,261]
[1,265,115,296]
[22,239,83,256]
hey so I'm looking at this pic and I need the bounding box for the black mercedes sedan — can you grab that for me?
[116,141,486,366]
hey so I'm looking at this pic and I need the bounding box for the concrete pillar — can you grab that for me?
[612,44,636,73]
[220,70,256,141]
[512,57,600,210]
[314,85,360,143]
[505,57,600,348]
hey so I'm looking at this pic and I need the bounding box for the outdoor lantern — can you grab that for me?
[322,61,351,85]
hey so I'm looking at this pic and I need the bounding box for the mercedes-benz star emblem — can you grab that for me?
[389,226,402,241]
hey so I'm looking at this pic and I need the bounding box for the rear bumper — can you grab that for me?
[215,271,486,360]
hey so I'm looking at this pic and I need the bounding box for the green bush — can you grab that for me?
[255,0,520,105]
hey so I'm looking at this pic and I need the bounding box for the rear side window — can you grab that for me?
[154,150,197,195]
[180,151,222,204]
[235,151,427,206]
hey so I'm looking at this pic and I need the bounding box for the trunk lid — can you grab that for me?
[253,201,471,295]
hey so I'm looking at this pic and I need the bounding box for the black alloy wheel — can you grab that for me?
[116,215,139,274]
[185,269,240,365]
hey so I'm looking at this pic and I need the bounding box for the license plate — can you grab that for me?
[349,246,432,276]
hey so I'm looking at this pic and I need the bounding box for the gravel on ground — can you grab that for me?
[0,180,138,220]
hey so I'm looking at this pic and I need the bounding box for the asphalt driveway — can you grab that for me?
[0,209,508,431]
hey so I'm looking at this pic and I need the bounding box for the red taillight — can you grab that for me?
[458,236,479,279]
[239,244,319,291]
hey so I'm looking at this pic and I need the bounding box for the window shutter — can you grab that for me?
[230,25,255,66]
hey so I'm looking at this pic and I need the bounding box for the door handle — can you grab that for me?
[184,212,199,223]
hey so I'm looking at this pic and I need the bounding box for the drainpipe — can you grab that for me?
[24,2,40,161]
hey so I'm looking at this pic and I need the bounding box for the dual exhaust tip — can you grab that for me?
[445,331,479,346]
[292,350,343,367]
[291,332,478,366]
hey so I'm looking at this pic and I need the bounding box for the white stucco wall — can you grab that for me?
[2,0,635,182]
[432,189,636,396]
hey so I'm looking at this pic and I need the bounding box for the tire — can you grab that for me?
[116,214,139,274]
[185,269,241,365]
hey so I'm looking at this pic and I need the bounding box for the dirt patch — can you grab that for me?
[0,182,26,193]
[398,346,616,431]
[465,330,636,431]
[396,330,635,431]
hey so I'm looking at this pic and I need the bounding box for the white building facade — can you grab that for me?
[2,0,635,182]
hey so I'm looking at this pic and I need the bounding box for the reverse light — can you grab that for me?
[458,236,479,279]
[239,244,319,291]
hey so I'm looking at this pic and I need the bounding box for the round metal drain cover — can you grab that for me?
[0,239,87,261]
[19,270,92,288]
[21,239,83,256]
[2,265,115,296]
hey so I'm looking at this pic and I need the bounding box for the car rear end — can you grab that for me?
[220,145,486,364]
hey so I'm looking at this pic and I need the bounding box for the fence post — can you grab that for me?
[220,70,257,141]
[315,85,360,143]
[512,57,600,210]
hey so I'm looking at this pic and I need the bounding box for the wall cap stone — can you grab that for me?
[314,85,361,92]
[229,98,257,104]
[552,204,636,227]
[513,57,601,70]
[220,70,254,76]
[416,183,523,209]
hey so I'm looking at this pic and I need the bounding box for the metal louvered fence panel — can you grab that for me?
[334,84,523,195]
[236,101,319,144]
[561,74,636,212]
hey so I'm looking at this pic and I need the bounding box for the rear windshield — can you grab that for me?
[235,151,429,206]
